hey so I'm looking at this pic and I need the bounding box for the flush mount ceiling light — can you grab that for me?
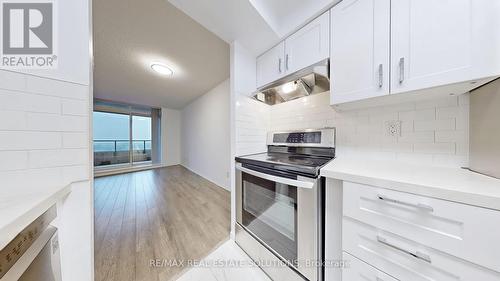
[151,63,174,76]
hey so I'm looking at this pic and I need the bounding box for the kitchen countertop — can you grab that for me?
[0,184,72,250]
[321,158,500,210]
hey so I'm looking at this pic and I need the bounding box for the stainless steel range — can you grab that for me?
[235,128,335,281]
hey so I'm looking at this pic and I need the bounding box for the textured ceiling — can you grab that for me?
[93,0,230,109]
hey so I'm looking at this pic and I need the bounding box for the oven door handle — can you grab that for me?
[236,164,315,189]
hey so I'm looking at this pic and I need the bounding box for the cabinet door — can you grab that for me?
[284,12,330,75]
[342,252,398,281]
[330,0,390,105]
[256,42,285,88]
[391,0,473,94]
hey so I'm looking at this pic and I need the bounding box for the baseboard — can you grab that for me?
[94,163,165,177]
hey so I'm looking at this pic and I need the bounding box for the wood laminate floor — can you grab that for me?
[94,165,231,281]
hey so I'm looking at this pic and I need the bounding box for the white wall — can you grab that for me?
[181,79,231,190]
[234,95,269,156]
[0,0,92,280]
[1,1,90,85]
[0,71,92,281]
[161,108,182,166]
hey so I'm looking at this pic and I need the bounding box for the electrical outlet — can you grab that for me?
[385,120,401,137]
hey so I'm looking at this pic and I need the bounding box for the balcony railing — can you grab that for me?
[93,139,152,166]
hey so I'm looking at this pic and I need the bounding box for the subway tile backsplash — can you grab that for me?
[236,91,469,168]
[0,70,90,188]
[235,95,269,156]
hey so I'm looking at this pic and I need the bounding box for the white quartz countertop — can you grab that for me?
[0,184,71,250]
[321,158,500,210]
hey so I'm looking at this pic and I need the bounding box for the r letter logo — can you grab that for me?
[1,0,57,69]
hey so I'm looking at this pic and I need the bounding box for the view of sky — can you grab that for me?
[93,112,152,152]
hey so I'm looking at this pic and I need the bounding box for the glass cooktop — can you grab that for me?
[235,152,333,178]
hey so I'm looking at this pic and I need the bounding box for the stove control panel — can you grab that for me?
[273,132,321,144]
[268,128,336,148]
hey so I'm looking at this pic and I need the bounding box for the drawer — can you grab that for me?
[343,217,500,281]
[342,252,398,281]
[343,181,500,272]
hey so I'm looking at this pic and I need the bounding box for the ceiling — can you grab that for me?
[167,0,340,55]
[93,0,230,109]
[167,0,279,56]
[93,0,339,109]
[249,0,339,38]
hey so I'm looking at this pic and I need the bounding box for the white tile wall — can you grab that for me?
[0,70,90,188]
[235,94,270,156]
[235,91,470,168]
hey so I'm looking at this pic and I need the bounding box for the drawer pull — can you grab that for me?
[377,194,434,212]
[377,236,432,264]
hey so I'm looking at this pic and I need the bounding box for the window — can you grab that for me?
[132,115,152,164]
[93,100,161,169]
[93,111,131,166]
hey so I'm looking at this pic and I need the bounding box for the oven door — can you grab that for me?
[235,163,320,281]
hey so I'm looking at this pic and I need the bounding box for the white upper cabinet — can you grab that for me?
[330,0,390,104]
[284,12,330,75]
[392,0,479,94]
[330,0,500,106]
[256,11,330,89]
[256,42,285,88]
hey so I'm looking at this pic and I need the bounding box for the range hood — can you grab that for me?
[253,59,330,105]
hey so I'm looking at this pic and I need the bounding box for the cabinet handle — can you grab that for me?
[285,54,289,71]
[377,236,432,264]
[378,64,383,88]
[278,58,282,73]
[377,194,434,212]
[398,57,405,83]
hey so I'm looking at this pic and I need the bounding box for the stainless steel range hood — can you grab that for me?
[253,59,329,105]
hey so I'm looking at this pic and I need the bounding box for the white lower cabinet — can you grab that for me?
[342,252,398,281]
[337,180,500,281]
[343,182,500,272]
[343,218,500,281]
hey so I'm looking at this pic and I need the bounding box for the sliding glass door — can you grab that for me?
[93,100,160,169]
[93,111,131,167]
[132,115,152,164]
